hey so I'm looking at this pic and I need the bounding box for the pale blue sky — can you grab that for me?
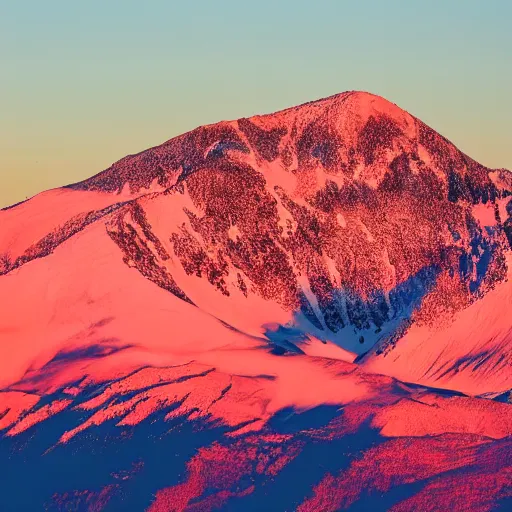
[1,0,511,207]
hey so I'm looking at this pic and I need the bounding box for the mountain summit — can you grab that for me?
[1,91,511,510]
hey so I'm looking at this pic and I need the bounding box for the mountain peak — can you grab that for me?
[64,90,436,197]
[245,89,414,142]
[252,90,402,119]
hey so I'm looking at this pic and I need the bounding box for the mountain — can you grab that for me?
[0,91,511,511]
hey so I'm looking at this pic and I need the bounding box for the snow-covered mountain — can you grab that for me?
[0,91,511,511]
[2,91,511,394]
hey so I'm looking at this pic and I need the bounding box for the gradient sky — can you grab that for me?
[1,0,511,208]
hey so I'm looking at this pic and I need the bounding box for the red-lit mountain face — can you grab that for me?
[0,91,511,511]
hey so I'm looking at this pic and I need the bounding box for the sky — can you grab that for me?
[1,0,511,208]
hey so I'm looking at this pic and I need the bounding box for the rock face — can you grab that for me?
[0,91,511,511]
